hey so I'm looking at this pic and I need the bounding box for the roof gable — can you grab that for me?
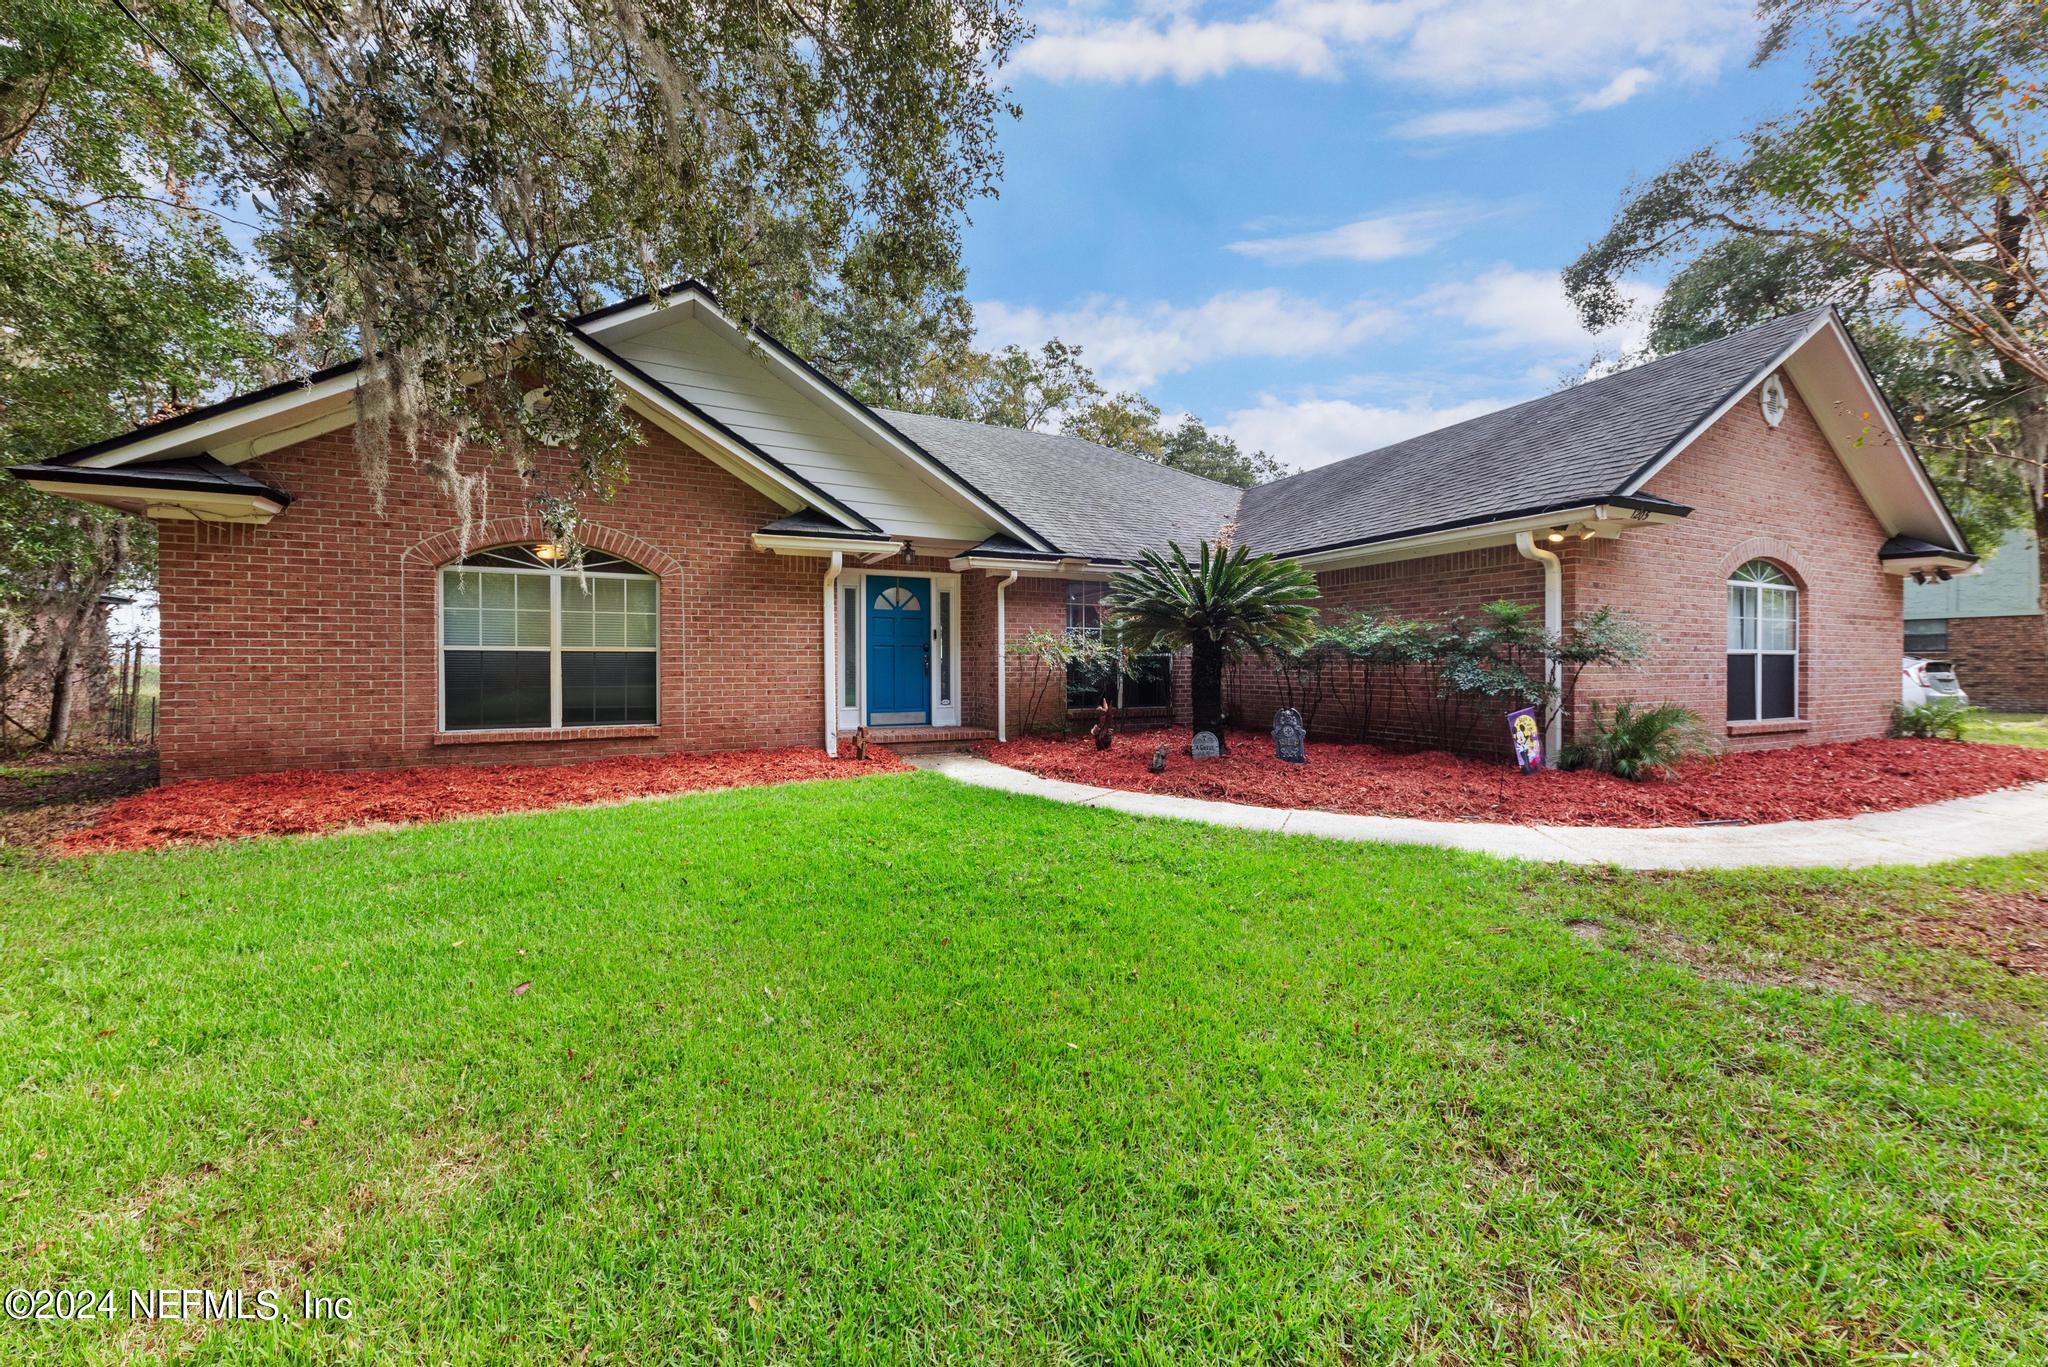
[580,288,1053,550]
[1237,309,1840,558]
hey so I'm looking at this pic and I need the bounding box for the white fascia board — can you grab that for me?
[948,555,1099,576]
[1882,553,1980,577]
[20,478,285,524]
[1291,503,1683,572]
[753,533,905,557]
[72,371,361,470]
[1811,313,1971,553]
[596,286,1057,554]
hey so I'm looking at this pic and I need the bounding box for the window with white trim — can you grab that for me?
[440,545,658,731]
[1727,560,1797,722]
[1064,580,1171,710]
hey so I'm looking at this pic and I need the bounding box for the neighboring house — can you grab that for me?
[1904,526,2046,710]
[9,289,1971,780]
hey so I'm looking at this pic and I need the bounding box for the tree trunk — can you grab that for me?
[44,615,81,753]
[32,515,131,755]
[1190,636,1225,744]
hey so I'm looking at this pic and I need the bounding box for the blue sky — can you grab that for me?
[959,0,1810,469]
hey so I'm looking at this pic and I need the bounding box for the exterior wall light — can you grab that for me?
[1545,529,1567,544]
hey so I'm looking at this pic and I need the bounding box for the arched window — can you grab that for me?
[1727,560,1797,722]
[440,545,658,731]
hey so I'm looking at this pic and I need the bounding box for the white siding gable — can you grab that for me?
[607,310,995,543]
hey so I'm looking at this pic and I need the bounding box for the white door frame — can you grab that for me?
[836,569,962,730]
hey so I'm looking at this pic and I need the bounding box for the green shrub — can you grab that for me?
[1561,701,1710,781]
[1889,698,1975,741]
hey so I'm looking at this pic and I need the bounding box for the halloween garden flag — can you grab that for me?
[1508,707,1543,774]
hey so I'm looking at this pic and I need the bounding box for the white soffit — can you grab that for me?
[1622,314,1966,553]
[1779,317,1967,550]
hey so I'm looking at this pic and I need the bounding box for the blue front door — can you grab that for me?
[866,575,931,724]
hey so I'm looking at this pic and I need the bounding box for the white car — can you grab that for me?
[1901,655,1969,707]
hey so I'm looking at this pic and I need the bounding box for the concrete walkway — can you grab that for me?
[907,752,2048,870]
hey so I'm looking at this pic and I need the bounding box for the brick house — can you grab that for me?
[10,290,1973,780]
[1904,528,2046,711]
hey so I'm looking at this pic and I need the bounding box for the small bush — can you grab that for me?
[1561,701,1710,781]
[1890,698,1975,741]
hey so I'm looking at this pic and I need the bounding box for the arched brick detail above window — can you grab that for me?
[1717,537,1807,589]
[406,519,684,581]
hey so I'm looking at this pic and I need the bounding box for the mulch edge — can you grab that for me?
[56,747,911,856]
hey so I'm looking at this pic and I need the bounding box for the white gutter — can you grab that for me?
[1513,531,1563,766]
[1292,502,1684,573]
[822,552,843,757]
[994,571,1019,742]
[754,532,904,558]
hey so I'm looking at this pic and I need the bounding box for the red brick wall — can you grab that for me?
[1228,546,1544,755]
[158,426,831,780]
[1220,375,1900,756]
[1570,375,1901,749]
[1945,613,2048,711]
[996,577,1073,735]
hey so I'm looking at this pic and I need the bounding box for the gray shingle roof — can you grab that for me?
[758,509,894,540]
[1235,306,1834,556]
[877,409,1243,562]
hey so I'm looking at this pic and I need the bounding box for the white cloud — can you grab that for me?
[975,289,1398,389]
[1220,393,1511,468]
[1009,17,1340,84]
[1391,98,1553,141]
[1014,0,1753,109]
[1415,265,1657,354]
[1576,66,1656,111]
[1227,202,1479,263]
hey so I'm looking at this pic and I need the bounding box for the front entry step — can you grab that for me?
[842,725,995,756]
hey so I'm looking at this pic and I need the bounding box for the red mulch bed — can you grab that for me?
[977,730,2048,828]
[61,746,907,853]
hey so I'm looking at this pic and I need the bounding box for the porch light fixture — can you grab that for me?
[1545,528,1567,544]
[533,542,566,562]
[1578,527,1598,540]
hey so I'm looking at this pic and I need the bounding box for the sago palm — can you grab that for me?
[1105,540,1320,744]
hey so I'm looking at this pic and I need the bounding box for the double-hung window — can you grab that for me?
[1726,560,1797,722]
[440,546,659,731]
[1063,581,1172,710]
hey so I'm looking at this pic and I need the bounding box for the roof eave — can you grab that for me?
[10,467,289,524]
[1282,497,1692,569]
[752,531,907,558]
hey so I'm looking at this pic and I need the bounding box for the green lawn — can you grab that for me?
[1965,710,2048,748]
[1,773,2044,1362]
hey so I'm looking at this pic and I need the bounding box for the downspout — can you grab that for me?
[994,571,1019,742]
[822,551,843,756]
[1513,531,1563,765]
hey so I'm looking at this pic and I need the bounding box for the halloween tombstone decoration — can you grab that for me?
[1149,744,1168,774]
[851,725,872,761]
[1089,699,1115,751]
[1271,708,1306,763]
[1191,731,1221,760]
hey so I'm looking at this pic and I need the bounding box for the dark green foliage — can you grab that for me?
[1890,698,1978,741]
[1566,0,2048,565]
[1562,701,1712,781]
[1107,541,1320,737]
